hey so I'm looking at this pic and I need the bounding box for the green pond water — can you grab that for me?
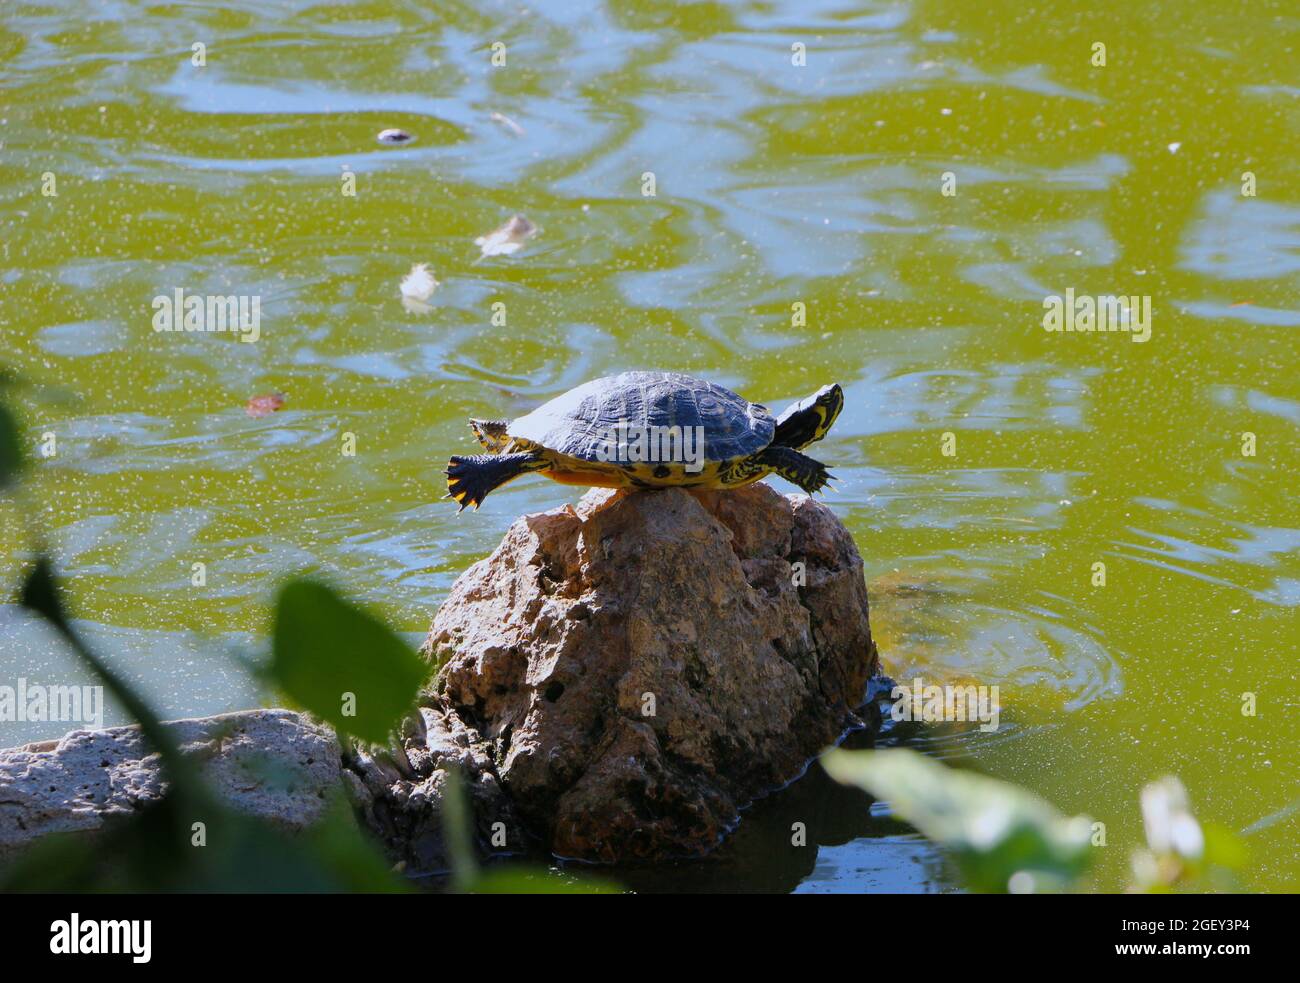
[1,0,1297,892]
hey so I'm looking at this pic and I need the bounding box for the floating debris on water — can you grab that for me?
[489,111,525,137]
[475,215,537,257]
[246,392,286,418]
[399,263,439,313]
[400,263,438,300]
[377,128,414,145]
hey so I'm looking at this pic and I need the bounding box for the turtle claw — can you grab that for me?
[442,492,469,513]
[445,456,481,510]
[804,463,833,495]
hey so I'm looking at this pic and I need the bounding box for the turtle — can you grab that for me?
[444,371,844,511]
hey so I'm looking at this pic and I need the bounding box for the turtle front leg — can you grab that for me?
[754,446,835,494]
[445,451,548,511]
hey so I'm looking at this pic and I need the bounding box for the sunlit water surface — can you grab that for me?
[1,0,1297,892]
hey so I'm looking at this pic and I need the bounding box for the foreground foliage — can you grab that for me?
[0,388,613,893]
[823,747,1247,893]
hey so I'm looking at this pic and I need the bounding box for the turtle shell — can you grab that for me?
[510,371,774,465]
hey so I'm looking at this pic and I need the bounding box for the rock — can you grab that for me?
[0,709,340,863]
[345,704,524,872]
[421,484,880,861]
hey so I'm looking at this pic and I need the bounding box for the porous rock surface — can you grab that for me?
[0,708,340,862]
[417,483,880,861]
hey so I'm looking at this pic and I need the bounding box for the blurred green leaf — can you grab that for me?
[3,796,406,893]
[271,579,429,744]
[1131,776,1249,892]
[822,747,1093,893]
[1202,823,1249,871]
[9,560,408,893]
[1241,796,1300,837]
[19,555,205,802]
[0,830,106,892]
[0,402,23,489]
[18,555,69,632]
[439,764,479,891]
[301,800,411,893]
[184,800,407,893]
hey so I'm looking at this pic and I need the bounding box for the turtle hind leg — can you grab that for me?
[469,419,511,453]
[445,452,548,511]
[755,446,835,495]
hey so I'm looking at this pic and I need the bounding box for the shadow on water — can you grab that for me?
[585,725,957,894]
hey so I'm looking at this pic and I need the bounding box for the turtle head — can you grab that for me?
[774,384,843,449]
[809,383,844,439]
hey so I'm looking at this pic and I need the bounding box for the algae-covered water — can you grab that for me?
[1,1,1296,892]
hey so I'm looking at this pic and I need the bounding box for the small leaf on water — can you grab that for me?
[246,392,286,418]
[475,215,537,257]
[822,747,1093,893]
[271,579,429,744]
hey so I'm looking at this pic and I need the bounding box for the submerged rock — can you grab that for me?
[0,709,341,863]
[420,484,880,861]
